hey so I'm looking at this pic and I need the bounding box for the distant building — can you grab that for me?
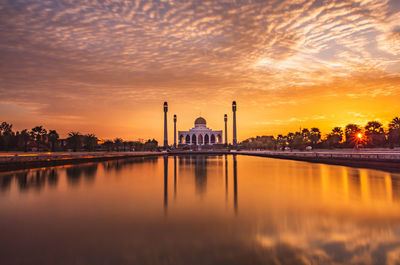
[179,117,223,145]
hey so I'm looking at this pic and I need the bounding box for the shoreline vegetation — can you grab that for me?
[242,117,400,151]
[0,122,158,152]
[0,116,399,172]
[1,117,399,153]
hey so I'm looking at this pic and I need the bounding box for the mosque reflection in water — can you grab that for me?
[0,157,158,192]
[2,156,400,264]
[2,155,400,208]
[163,155,238,214]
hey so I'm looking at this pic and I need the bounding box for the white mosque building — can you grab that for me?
[178,117,223,145]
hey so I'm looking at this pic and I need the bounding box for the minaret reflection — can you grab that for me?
[225,155,228,202]
[174,156,177,199]
[233,154,238,214]
[163,155,168,215]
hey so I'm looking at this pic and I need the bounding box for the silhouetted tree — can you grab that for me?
[47,130,59,152]
[309,127,321,147]
[293,133,306,150]
[114,138,123,151]
[345,124,361,146]
[144,139,158,151]
[286,132,295,148]
[103,140,114,152]
[364,121,385,147]
[276,134,286,149]
[0,122,13,151]
[389,117,400,148]
[301,128,311,145]
[19,129,30,152]
[389,117,400,130]
[84,134,98,151]
[30,126,47,150]
[67,132,82,152]
[331,127,344,142]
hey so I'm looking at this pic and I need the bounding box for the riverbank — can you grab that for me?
[0,152,164,171]
[2,149,400,173]
[238,150,400,173]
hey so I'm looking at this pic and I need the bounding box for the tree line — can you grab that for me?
[242,117,400,150]
[0,122,158,152]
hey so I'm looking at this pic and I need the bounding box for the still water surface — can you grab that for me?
[1,155,400,265]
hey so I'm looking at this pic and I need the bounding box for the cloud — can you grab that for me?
[0,0,399,139]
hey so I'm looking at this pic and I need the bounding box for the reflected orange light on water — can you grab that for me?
[1,155,400,264]
[238,157,400,219]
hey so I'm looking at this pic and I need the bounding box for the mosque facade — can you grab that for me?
[178,117,223,145]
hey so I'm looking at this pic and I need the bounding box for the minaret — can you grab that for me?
[232,101,237,146]
[173,114,177,148]
[163,102,168,148]
[224,114,228,145]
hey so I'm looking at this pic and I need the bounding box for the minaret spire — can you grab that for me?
[224,114,228,146]
[173,114,177,148]
[163,102,168,148]
[232,101,237,147]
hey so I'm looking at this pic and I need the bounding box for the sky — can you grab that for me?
[0,0,400,143]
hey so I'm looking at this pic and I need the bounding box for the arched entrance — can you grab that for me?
[204,134,209,144]
[180,135,184,144]
[198,134,203,145]
[185,135,190,144]
[211,134,216,144]
[217,134,222,144]
[192,134,197,145]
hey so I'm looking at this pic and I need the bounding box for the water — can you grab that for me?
[1,155,400,265]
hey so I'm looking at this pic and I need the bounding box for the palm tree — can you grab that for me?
[309,127,321,147]
[30,126,47,150]
[114,138,123,151]
[20,129,30,152]
[331,127,343,142]
[103,140,114,152]
[67,132,82,152]
[364,121,383,134]
[0,122,14,151]
[389,117,400,131]
[286,133,295,148]
[276,134,286,149]
[85,134,98,151]
[364,121,385,147]
[344,124,361,144]
[301,128,310,144]
[388,117,400,148]
[47,130,59,152]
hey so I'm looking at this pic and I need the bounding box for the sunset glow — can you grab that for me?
[1,0,399,141]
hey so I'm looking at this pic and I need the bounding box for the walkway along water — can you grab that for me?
[238,150,400,173]
[1,150,400,173]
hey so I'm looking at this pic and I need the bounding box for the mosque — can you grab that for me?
[178,117,223,145]
[163,101,237,148]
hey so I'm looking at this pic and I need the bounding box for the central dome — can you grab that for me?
[194,117,206,125]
